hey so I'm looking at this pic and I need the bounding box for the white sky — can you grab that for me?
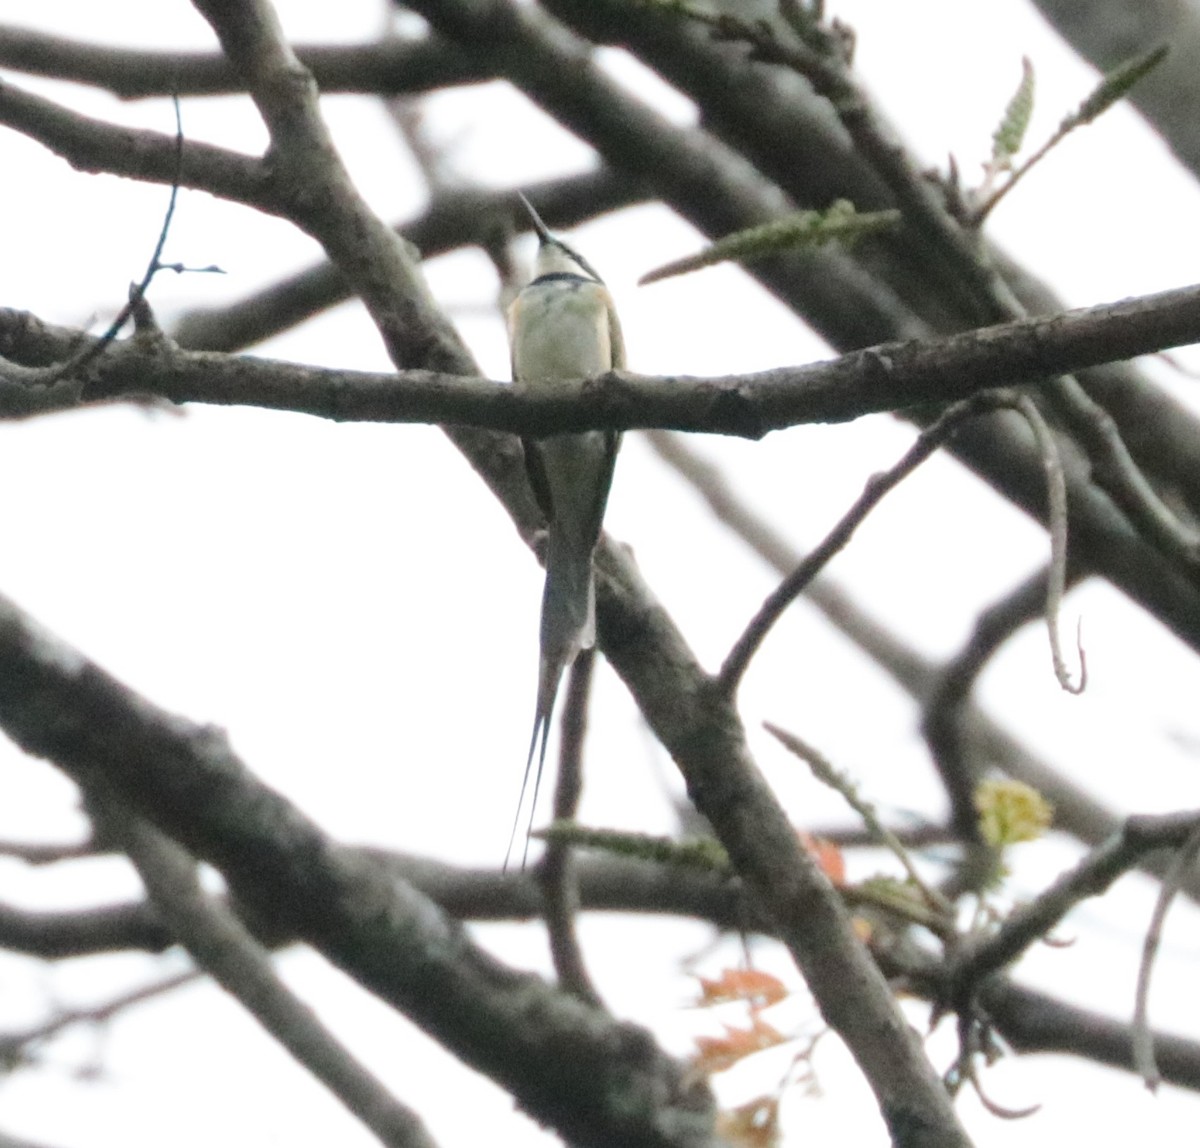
[3,2,1200,1146]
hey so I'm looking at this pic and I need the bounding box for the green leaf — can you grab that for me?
[1061,43,1168,132]
[974,778,1054,847]
[991,57,1035,167]
[639,201,900,286]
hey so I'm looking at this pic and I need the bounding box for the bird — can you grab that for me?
[505,192,625,870]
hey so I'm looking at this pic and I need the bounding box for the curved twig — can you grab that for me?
[718,390,1019,694]
[1132,820,1200,1091]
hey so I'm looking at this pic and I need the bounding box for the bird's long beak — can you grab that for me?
[516,191,553,245]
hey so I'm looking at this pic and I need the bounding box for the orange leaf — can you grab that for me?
[799,832,846,886]
[692,1016,787,1075]
[696,968,788,1010]
[717,1094,781,1148]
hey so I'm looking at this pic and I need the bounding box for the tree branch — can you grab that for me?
[950,811,1200,991]
[104,802,440,1148]
[0,76,273,209]
[648,431,1200,904]
[0,590,718,1148]
[6,281,1200,429]
[0,25,486,99]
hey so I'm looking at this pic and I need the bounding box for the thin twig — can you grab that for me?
[922,566,1060,845]
[764,722,955,928]
[647,428,1200,909]
[0,836,100,864]
[0,97,187,393]
[1043,374,1200,573]
[1132,820,1200,1091]
[718,390,1019,694]
[537,649,604,1007]
[952,811,1200,991]
[0,969,200,1066]
[1012,395,1086,693]
[972,46,1169,226]
[656,0,1022,323]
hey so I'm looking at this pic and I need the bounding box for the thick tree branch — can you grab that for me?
[0,592,718,1148]
[980,978,1200,1091]
[406,0,925,351]
[0,853,752,960]
[0,25,486,99]
[590,545,972,1147]
[6,282,1200,430]
[0,897,172,958]
[0,76,273,209]
[106,805,440,1148]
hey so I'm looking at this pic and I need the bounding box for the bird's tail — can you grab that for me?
[504,522,596,871]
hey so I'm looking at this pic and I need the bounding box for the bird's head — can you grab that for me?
[516,192,603,283]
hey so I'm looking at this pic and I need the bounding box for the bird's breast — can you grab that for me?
[511,281,614,387]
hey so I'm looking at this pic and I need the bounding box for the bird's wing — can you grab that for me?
[522,437,555,523]
[605,286,627,372]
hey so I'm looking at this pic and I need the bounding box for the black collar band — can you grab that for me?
[529,271,597,286]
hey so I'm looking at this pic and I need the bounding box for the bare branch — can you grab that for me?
[590,543,974,1147]
[1012,395,1086,692]
[0,76,273,208]
[1045,374,1200,571]
[0,898,171,958]
[0,26,486,98]
[102,802,440,1148]
[1132,820,1200,1091]
[979,977,1200,1091]
[9,281,1200,432]
[718,391,1020,693]
[921,567,1066,849]
[764,722,955,928]
[0,835,99,864]
[0,970,200,1069]
[950,811,1200,991]
[0,590,718,1148]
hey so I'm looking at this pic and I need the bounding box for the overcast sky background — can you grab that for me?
[3,2,1200,1146]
